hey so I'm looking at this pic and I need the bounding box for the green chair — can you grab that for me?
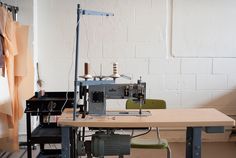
[126,99,171,158]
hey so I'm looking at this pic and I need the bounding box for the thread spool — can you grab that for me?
[83,62,92,79]
[84,63,89,75]
[113,63,118,74]
[111,62,120,78]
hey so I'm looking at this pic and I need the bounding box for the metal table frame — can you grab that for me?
[61,126,224,158]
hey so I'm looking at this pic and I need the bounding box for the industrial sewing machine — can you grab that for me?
[73,63,148,158]
[77,81,148,157]
[76,62,148,117]
[63,4,149,157]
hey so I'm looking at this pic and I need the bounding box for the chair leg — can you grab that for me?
[167,146,171,158]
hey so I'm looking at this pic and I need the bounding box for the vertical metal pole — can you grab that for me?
[82,86,87,141]
[72,128,77,158]
[39,115,44,151]
[186,127,202,158]
[82,85,88,118]
[73,4,80,121]
[26,113,32,158]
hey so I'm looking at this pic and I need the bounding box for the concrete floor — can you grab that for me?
[1,142,236,158]
[129,142,236,158]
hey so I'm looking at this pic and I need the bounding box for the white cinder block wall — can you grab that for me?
[36,0,236,111]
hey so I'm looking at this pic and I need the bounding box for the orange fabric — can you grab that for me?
[14,23,29,77]
[4,11,17,108]
[4,14,16,124]
[17,50,34,119]
[14,23,30,119]
[5,54,15,127]
[0,6,33,152]
[4,12,17,57]
[14,77,23,121]
[3,15,19,150]
[0,6,8,77]
[0,8,24,151]
[0,35,4,69]
[0,6,7,36]
[1,9,15,127]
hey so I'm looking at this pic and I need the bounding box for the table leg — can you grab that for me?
[186,127,202,158]
[61,127,71,158]
[26,113,32,158]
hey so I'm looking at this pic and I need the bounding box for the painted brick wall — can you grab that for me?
[37,0,236,111]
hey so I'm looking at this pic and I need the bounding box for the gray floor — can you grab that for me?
[1,142,236,158]
[0,144,58,158]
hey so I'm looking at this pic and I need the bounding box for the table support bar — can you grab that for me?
[62,127,71,158]
[186,127,202,158]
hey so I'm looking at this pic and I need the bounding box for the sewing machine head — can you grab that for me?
[78,62,146,116]
[87,79,146,115]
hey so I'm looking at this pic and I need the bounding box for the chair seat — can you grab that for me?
[131,138,169,149]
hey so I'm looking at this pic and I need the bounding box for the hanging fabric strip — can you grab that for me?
[0,35,4,69]
[0,6,8,76]
[14,23,29,76]
[0,5,19,151]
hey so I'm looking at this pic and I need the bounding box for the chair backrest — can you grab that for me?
[126,99,166,109]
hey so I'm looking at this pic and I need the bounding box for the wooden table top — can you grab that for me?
[57,108,235,128]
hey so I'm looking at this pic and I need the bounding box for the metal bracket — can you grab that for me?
[80,9,114,16]
[203,126,224,133]
[77,80,115,86]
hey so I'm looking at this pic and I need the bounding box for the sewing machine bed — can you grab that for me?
[106,110,151,116]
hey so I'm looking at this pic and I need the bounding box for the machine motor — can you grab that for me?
[91,131,130,157]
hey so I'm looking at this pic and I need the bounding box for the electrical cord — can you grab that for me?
[79,134,93,138]
[61,18,81,113]
[131,128,151,138]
